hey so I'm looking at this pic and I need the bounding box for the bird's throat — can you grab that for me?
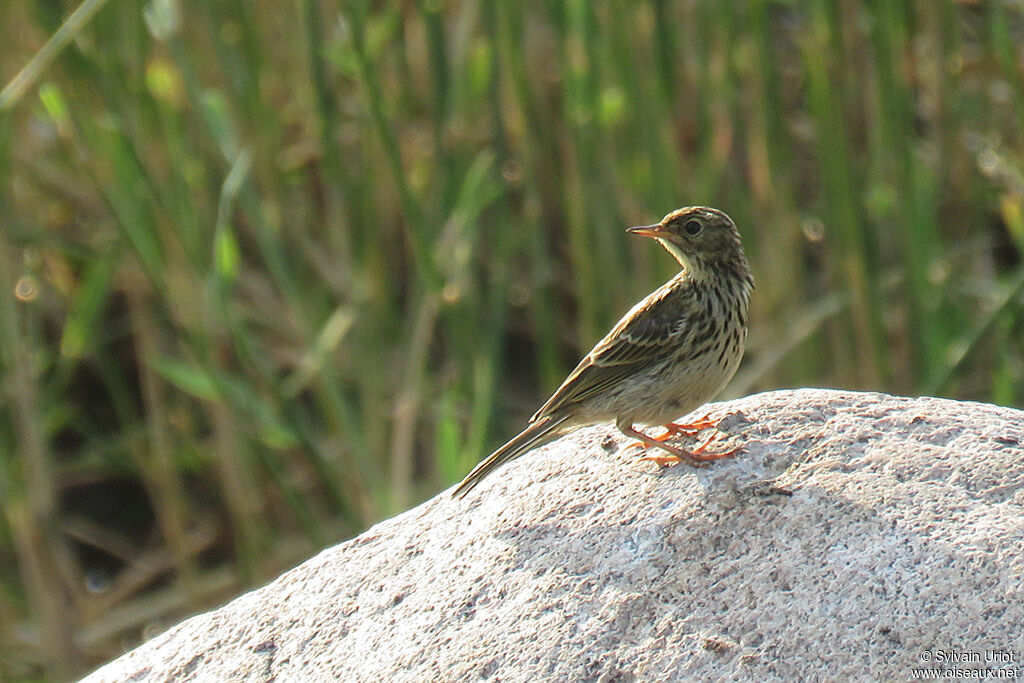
[657,238,712,281]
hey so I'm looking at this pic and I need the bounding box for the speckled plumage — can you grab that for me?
[453,207,753,497]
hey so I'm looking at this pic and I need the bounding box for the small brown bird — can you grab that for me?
[453,206,754,498]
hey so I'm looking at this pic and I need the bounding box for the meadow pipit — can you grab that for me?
[453,206,754,497]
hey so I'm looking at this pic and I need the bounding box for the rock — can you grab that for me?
[82,389,1024,682]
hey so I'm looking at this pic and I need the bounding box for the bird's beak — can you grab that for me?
[626,223,666,239]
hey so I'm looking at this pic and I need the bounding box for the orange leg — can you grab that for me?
[621,412,741,466]
[639,439,740,467]
[618,421,709,468]
[662,410,733,438]
[622,426,675,454]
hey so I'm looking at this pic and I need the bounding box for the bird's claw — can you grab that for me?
[627,415,742,466]
[638,444,741,467]
[663,410,739,437]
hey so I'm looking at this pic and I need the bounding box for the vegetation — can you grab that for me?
[1,0,1022,679]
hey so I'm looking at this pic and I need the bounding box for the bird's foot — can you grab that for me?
[623,422,704,451]
[638,432,741,467]
[662,410,737,438]
[624,412,743,466]
[621,423,739,468]
[626,411,740,455]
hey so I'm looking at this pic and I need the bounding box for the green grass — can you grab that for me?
[2,0,1024,679]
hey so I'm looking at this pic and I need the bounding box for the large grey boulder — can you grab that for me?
[83,389,1024,682]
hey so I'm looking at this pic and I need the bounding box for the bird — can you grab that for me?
[452,206,754,498]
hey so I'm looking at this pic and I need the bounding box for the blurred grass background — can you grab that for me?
[2,0,1024,678]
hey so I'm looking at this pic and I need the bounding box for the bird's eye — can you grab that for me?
[683,219,703,236]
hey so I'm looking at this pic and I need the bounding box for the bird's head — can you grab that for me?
[627,206,749,282]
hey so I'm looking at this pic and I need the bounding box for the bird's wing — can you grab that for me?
[531,278,695,421]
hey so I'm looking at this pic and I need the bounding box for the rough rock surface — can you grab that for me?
[84,389,1024,682]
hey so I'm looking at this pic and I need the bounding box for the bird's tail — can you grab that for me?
[452,414,571,498]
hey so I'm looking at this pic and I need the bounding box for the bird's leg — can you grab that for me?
[662,410,734,438]
[635,426,685,444]
[689,431,742,460]
[655,410,744,459]
[625,417,718,447]
[618,422,706,467]
[624,410,738,448]
[618,418,739,467]
[645,438,739,466]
